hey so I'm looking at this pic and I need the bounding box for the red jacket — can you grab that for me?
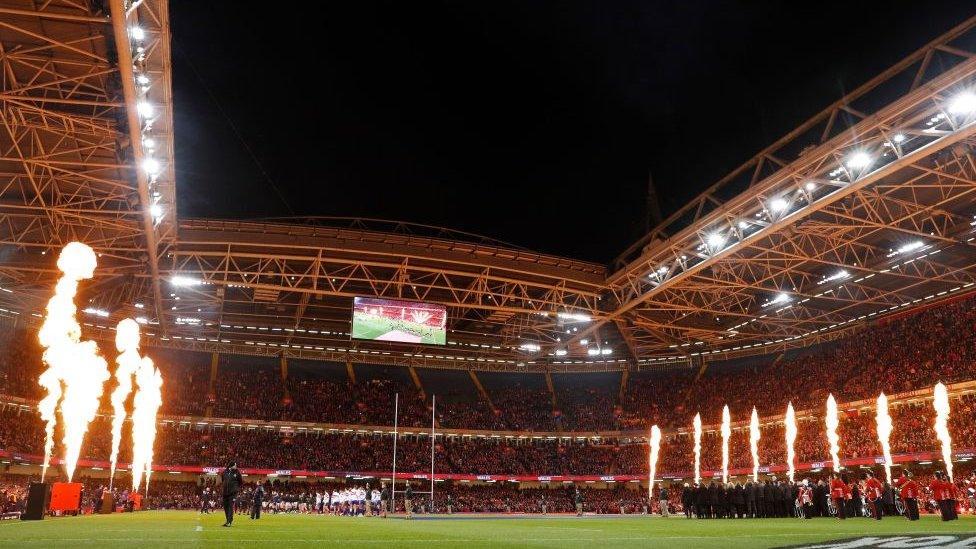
[930,480,947,501]
[830,479,848,499]
[896,476,918,500]
[865,478,883,500]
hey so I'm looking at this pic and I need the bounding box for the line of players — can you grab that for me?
[199,481,422,518]
[678,469,961,522]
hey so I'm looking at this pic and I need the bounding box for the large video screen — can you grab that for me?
[351,297,447,345]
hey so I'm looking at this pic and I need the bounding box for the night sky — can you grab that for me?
[169,1,973,263]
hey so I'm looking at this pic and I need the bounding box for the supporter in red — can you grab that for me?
[931,471,957,521]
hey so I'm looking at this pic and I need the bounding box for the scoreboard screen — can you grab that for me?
[351,297,447,345]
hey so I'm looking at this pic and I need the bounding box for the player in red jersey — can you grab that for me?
[830,473,848,520]
[895,469,920,520]
[864,471,884,520]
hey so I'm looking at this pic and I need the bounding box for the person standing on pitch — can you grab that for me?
[830,473,848,520]
[895,470,920,520]
[575,487,584,516]
[658,483,669,517]
[250,483,264,520]
[404,483,414,519]
[380,483,390,518]
[864,471,883,520]
[221,462,243,527]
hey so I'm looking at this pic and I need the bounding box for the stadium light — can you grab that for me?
[892,133,906,143]
[518,343,541,352]
[555,349,567,356]
[143,137,156,150]
[557,312,591,322]
[171,276,203,287]
[600,348,612,355]
[136,73,150,86]
[947,91,976,115]
[846,151,873,170]
[737,221,748,229]
[586,348,600,356]
[804,182,816,191]
[82,307,110,318]
[769,198,789,212]
[766,293,791,307]
[891,241,924,256]
[580,339,589,346]
[818,270,850,285]
[130,26,146,41]
[706,232,726,249]
[136,101,154,118]
[142,157,161,175]
[149,204,162,218]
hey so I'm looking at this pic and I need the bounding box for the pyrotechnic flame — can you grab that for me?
[109,319,141,485]
[933,382,953,482]
[131,352,162,492]
[648,425,661,502]
[875,393,894,484]
[693,413,702,485]
[37,242,109,481]
[750,407,761,482]
[825,394,841,472]
[784,402,797,483]
[720,405,731,484]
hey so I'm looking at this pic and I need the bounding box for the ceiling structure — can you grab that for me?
[1,3,976,373]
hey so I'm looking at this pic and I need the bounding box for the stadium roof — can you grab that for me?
[2,3,976,372]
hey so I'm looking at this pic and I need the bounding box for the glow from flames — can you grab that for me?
[720,405,731,484]
[109,319,140,485]
[875,393,894,484]
[784,402,797,483]
[693,413,702,485]
[749,407,761,482]
[130,347,162,492]
[648,424,661,502]
[933,382,953,482]
[825,393,841,472]
[37,242,109,481]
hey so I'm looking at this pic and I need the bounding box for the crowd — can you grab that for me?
[2,292,974,435]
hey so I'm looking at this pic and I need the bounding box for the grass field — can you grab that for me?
[1,512,974,548]
[352,313,445,344]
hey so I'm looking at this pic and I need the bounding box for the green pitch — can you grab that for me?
[352,313,445,344]
[1,512,974,548]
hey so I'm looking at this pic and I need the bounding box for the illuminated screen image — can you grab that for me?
[352,297,447,345]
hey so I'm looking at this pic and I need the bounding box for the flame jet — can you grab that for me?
[37,242,110,481]
[109,319,141,486]
[875,393,894,483]
[825,394,841,471]
[750,407,761,482]
[131,351,163,492]
[784,402,797,483]
[721,405,731,484]
[933,382,953,482]
[693,413,702,485]
[648,425,661,503]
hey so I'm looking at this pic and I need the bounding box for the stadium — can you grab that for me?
[2,1,976,547]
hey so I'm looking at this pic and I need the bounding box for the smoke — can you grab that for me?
[37,242,110,481]
[749,407,761,482]
[109,319,141,485]
[875,393,894,484]
[784,402,797,483]
[933,382,953,482]
[693,413,702,485]
[825,393,841,472]
[720,405,731,484]
[648,424,661,502]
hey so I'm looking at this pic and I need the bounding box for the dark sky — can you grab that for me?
[169,1,974,263]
